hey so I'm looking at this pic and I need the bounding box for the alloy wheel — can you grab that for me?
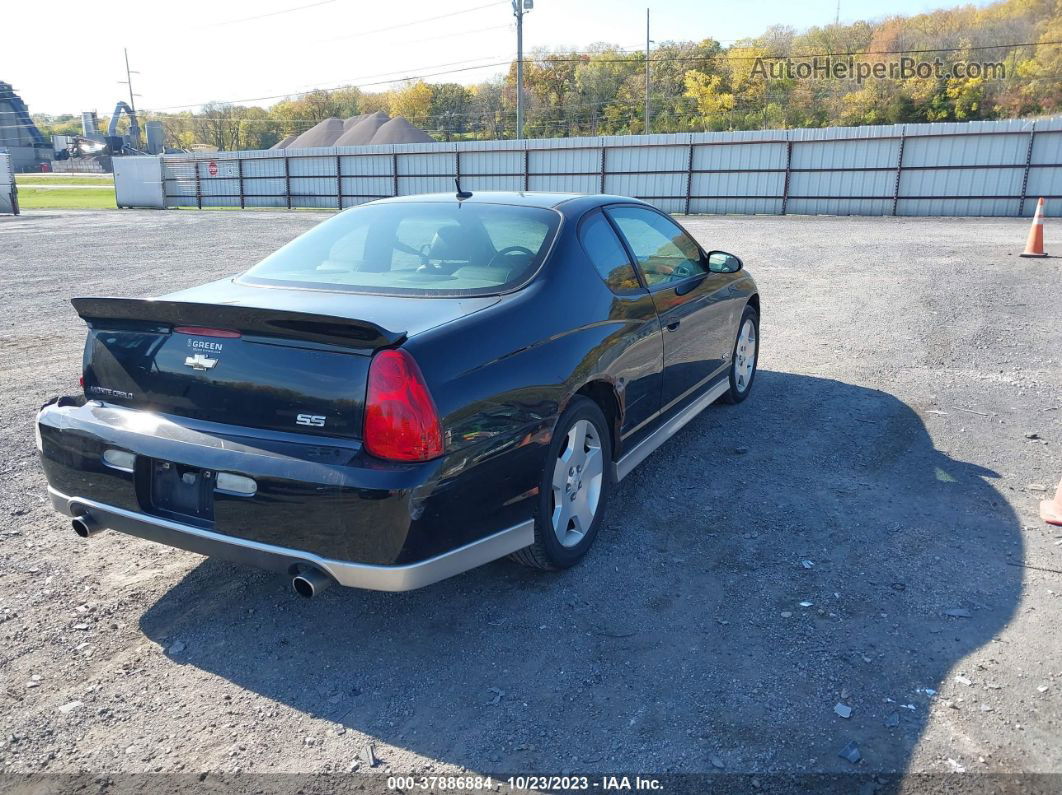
[550,419,604,547]
[735,318,757,392]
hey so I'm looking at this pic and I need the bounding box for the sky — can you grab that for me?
[5,0,1000,116]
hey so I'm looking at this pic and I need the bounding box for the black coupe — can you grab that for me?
[37,191,760,596]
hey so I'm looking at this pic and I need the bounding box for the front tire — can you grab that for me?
[721,305,759,404]
[511,396,613,570]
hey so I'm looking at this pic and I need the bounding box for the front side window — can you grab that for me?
[240,202,560,296]
[578,211,643,294]
[605,206,707,288]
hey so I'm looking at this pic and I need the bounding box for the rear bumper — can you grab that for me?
[48,486,532,591]
[37,399,539,589]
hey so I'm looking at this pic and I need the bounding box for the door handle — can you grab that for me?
[666,320,681,331]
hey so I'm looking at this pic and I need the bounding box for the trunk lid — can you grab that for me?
[73,282,499,438]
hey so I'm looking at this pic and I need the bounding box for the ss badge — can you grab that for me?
[296,414,326,428]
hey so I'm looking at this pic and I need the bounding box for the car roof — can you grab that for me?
[369,191,650,213]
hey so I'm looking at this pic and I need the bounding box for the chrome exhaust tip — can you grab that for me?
[71,514,103,538]
[292,568,332,599]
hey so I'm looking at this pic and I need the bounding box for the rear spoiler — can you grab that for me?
[71,297,406,351]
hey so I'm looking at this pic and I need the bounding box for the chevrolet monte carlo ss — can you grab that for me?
[37,191,759,597]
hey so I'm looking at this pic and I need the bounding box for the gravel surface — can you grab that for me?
[0,209,1059,785]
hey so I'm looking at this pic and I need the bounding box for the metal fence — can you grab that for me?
[120,116,1062,217]
[0,154,17,215]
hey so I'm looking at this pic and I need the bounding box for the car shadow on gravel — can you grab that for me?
[139,371,1022,778]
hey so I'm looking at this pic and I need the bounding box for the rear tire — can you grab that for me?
[721,304,759,404]
[511,396,613,570]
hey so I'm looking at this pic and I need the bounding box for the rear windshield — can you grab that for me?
[239,202,561,296]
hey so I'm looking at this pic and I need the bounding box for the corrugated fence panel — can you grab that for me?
[529,148,598,175]
[903,132,1027,167]
[605,172,685,198]
[790,169,893,198]
[896,197,1017,217]
[1022,167,1062,201]
[528,174,599,193]
[460,150,523,176]
[399,152,457,177]
[340,176,392,197]
[791,138,899,170]
[340,155,393,177]
[608,145,688,174]
[689,197,783,214]
[461,175,525,191]
[242,157,285,177]
[288,156,336,177]
[398,176,455,194]
[135,117,1062,216]
[1031,130,1062,165]
[787,198,892,216]
[900,166,1024,198]
[692,171,784,199]
[693,142,786,171]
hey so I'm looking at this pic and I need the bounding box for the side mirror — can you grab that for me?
[707,251,742,273]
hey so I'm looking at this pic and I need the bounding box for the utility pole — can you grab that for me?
[118,47,141,147]
[645,9,650,135]
[123,48,137,117]
[513,0,532,139]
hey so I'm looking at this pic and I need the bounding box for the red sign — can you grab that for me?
[207,160,218,177]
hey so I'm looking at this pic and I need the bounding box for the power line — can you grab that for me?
[317,0,507,43]
[196,0,336,28]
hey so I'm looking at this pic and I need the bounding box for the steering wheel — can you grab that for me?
[668,262,695,280]
[488,245,535,268]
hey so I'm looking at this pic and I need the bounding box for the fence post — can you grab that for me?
[392,150,399,198]
[780,140,793,215]
[1018,121,1037,217]
[336,154,342,210]
[684,140,694,215]
[194,159,202,210]
[237,157,245,209]
[284,154,292,210]
[891,127,906,216]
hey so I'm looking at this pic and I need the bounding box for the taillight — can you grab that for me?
[364,349,443,462]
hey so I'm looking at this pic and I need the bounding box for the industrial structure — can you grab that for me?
[0,82,51,171]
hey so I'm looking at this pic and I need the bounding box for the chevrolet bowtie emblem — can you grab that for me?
[184,353,219,371]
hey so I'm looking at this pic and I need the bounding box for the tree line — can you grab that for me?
[32,0,1061,151]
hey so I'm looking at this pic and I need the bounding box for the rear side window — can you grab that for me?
[578,211,643,294]
[605,206,707,288]
[240,202,560,297]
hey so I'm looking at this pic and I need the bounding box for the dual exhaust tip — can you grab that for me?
[291,568,332,599]
[71,510,333,598]
[71,514,103,539]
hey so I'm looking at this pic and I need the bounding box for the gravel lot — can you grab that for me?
[0,209,1060,788]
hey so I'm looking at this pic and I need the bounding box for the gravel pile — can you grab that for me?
[288,117,345,148]
[370,116,434,145]
[333,111,390,147]
[268,133,297,150]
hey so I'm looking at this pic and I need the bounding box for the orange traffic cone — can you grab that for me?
[1020,197,1048,258]
[1043,478,1062,527]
